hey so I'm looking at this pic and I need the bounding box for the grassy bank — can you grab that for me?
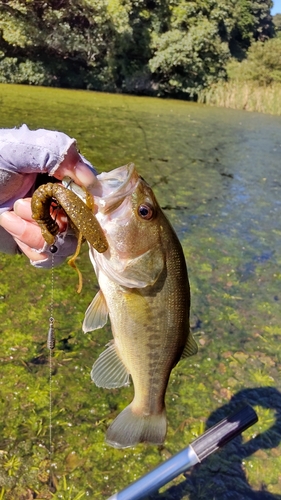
[198,81,281,115]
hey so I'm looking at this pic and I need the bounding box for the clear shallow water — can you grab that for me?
[0,85,281,499]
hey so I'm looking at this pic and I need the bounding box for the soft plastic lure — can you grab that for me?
[31,181,108,292]
[31,182,108,251]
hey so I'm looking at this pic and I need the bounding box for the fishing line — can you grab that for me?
[47,250,56,489]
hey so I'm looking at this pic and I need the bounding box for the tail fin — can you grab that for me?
[106,403,167,449]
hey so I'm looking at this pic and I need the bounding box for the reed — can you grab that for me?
[198,81,281,116]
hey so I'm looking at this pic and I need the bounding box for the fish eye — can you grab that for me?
[138,204,154,220]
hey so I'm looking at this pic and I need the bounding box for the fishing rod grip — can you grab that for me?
[191,403,258,461]
[107,404,258,500]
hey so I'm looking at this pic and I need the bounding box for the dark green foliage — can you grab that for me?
[273,13,281,35]
[148,1,234,97]
[251,0,275,40]
[229,0,274,58]
[227,37,281,85]
[0,0,113,88]
[0,0,275,97]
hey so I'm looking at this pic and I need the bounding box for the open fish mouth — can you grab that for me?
[90,163,139,214]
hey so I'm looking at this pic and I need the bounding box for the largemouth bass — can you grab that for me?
[83,163,197,449]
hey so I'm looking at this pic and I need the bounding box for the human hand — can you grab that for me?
[0,144,97,263]
[53,143,97,187]
[0,197,70,262]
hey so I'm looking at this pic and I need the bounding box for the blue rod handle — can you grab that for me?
[107,404,258,500]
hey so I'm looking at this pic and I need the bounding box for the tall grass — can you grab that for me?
[198,80,281,115]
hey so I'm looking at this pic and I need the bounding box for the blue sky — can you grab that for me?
[272,0,281,15]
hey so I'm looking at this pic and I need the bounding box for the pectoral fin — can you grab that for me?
[121,248,165,288]
[181,332,198,358]
[91,342,130,389]
[82,290,108,333]
[92,247,164,288]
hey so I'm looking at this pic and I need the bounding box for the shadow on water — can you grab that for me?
[150,387,281,500]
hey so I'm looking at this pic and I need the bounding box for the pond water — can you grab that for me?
[0,84,281,499]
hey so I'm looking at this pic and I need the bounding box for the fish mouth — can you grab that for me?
[90,163,139,214]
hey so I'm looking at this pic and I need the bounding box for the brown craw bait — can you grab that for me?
[31,182,108,292]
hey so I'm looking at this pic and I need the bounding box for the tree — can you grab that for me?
[104,0,155,93]
[229,0,274,57]
[0,0,113,88]
[227,37,281,85]
[148,0,235,97]
[248,37,281,84]
[251,0,274,40]
[0,0,276,95]
[273,13,281,35]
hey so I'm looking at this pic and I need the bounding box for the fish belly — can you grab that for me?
[99,267,187,448]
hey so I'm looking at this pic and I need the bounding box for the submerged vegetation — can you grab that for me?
[0,84,281,498]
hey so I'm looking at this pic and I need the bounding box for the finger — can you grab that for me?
[55,160,97,187]
[53,144,97,187]
[14,238,48,262]
[13,198,33,221]
[14,198,68,233]
[0,211,46,250]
